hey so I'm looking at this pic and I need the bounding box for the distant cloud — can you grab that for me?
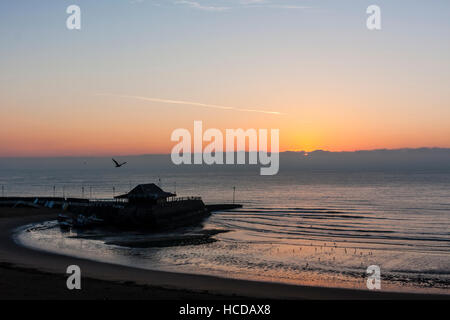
[137,1,313,12]
[240,0,311,9]
[251,4,311,9]
[96,94,285,115]
[174,0,230,11]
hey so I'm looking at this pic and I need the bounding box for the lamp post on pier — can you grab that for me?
[233,186,236,204]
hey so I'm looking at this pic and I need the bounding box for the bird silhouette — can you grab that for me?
[112,158,127,168]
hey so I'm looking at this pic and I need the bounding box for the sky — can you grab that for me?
[0,0,449,157]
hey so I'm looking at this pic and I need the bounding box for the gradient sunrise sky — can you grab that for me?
[0,0,449,157]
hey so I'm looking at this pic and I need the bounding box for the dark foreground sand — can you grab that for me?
[0,208,448,300]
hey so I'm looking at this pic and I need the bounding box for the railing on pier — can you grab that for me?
[87,197,202,207]
[165,196,202,202]
[89,198,127,203]
[155,196,202,208]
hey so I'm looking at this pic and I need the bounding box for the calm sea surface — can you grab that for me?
[4,168,449,294]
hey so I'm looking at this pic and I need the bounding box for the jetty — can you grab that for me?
[0,183,242,231]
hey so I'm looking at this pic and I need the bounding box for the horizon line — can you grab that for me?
[1,147,449,159]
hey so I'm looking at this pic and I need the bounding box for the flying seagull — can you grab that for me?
[112,158,127,168]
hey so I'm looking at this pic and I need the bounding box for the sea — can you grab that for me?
[2,157,450,294]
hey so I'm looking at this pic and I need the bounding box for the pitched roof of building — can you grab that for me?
[115,183,176,200]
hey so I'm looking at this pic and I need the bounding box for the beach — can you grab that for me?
[0,208,231,300]
[0,207,448,300]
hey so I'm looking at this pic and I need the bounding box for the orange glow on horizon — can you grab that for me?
[1,91,450,157]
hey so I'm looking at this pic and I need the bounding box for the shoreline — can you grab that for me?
[1,208,448,300]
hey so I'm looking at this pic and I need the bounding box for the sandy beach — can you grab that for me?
[0,207,448,300]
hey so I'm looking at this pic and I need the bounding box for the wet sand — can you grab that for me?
[0,207,448,300]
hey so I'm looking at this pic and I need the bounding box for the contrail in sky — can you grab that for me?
[96,94,285,115]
